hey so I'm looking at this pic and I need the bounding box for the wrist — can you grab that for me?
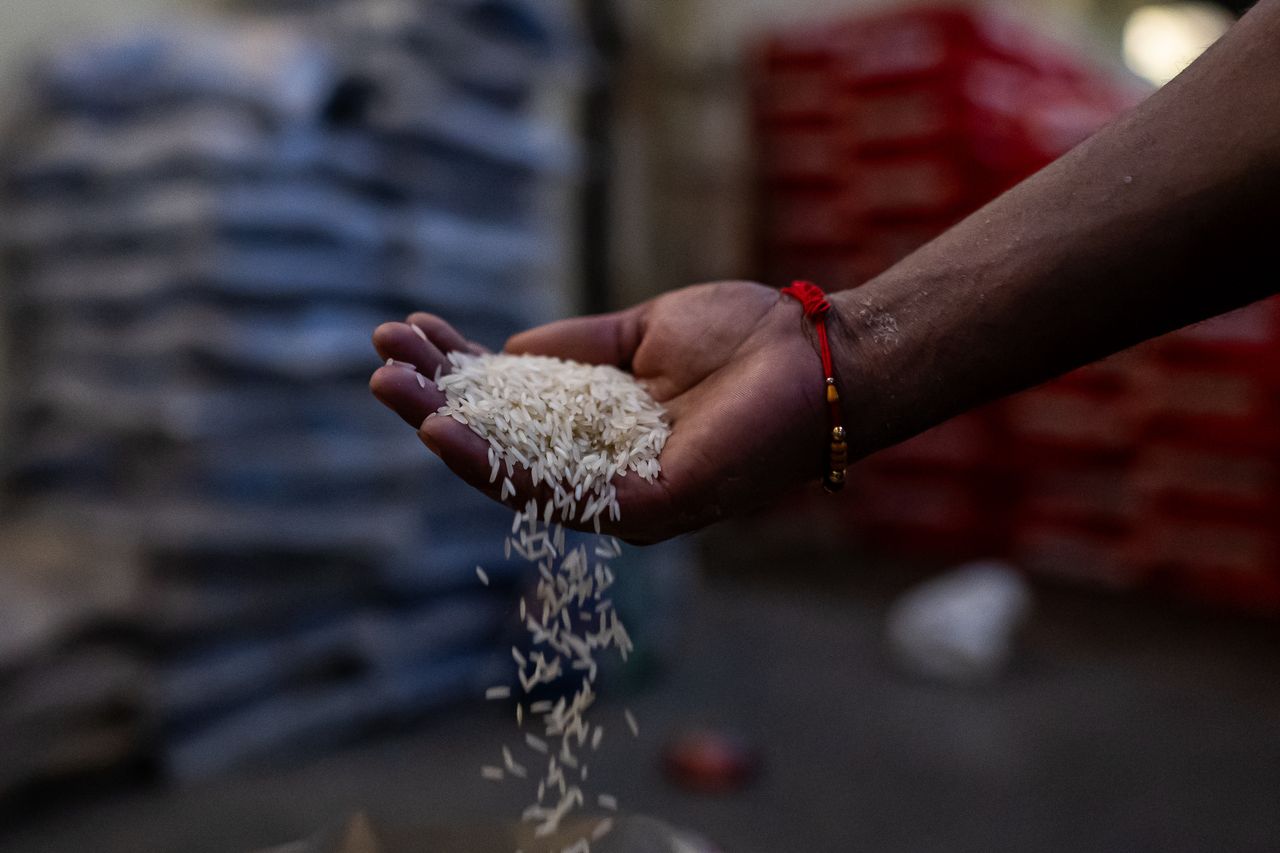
[825,286,910,461]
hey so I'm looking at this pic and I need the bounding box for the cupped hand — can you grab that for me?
[370,281,834,543]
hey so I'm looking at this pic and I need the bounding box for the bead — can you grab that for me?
[832,426,846,442]
[826,384,840,404]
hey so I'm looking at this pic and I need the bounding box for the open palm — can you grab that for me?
[370,281,833,542]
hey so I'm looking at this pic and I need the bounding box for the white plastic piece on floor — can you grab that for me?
[885,560,1033,685]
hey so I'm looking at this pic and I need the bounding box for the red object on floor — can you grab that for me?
[662,729,761,794]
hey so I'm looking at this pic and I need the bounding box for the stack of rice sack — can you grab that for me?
[0,0,595,791]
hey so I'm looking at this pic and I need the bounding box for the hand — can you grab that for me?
[370,281,836,543]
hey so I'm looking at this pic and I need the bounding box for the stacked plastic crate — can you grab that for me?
[1006,350,1151,588]
[754,7,1139,561]
[756,7,1280,614]
[1129,305,1280,613]
[1010,304,1280,611]
[756,8,1135,290]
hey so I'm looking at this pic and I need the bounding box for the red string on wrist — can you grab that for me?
[781,281,848,493]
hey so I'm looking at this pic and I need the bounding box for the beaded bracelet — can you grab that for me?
[781,281,848,493]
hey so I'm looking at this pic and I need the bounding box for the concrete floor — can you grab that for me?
[2,529,1279,853]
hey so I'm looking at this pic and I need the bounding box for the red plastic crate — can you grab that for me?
[848,470,1011,560]
[1131,515,1279,580]
[757,121,846,185]
[846,154,975,219]
[1148,299,1280,375]
[1003,383,1143,462]
[1132,440,1280,525]
[844,85,959,153]
[829,8,1004,88]
[754,31,841,124]
[1016,465,1139,532]
[840,58,1117,170]
[1162,564,1280,615]
[861,411,1007,477]
[1013,519,1146,589]
[1136,369,1280,448]
[762,186,849,247]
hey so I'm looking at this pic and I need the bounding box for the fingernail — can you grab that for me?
[419,416,441,454]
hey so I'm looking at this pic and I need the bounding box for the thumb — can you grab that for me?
[504,306,645,368]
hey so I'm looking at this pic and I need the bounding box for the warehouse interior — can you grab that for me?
[0,0,1277,851]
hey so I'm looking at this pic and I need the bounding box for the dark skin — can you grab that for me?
[371,285,830,542]
[372,0,1280,543]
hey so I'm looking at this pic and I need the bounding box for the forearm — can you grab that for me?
[830,0,1280,456]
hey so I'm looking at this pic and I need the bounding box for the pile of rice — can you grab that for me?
[433,352,670,851]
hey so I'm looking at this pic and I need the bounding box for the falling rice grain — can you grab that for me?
[433,353,669,849]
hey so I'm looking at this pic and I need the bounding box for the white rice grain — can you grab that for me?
[591,818,614,841]
[439,353,668,851]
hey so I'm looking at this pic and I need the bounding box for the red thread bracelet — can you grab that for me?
[781,281,848,493]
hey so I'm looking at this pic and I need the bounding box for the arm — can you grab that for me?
[371,1,1280,542]
[832,0,1280,458]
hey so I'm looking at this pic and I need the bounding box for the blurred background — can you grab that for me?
[0,0,1277,852]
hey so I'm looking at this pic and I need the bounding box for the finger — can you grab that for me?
[421,413,673,539]
[370,365,443,428]
[420,415,555,514]
[407,312,488,356]
[504,307,644,368]
[373,322,448,380]
[605,469,679,544]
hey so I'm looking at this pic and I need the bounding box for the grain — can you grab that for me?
[437,353,668,848]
